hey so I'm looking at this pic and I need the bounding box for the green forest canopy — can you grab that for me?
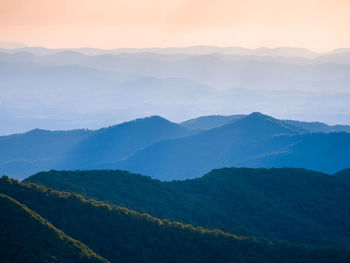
[1,175,350,263]
[25,167,350,245]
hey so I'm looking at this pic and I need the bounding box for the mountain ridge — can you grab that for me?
[181,114,350,132]
[113,113,307,179]
[0,192,108,263]
[24,167,350,245]
[3,175,349,263]
[1,112,350,180]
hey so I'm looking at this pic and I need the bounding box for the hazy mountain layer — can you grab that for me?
[115,113,350,179]
[181,114,350,132]
[0,116,194,179]
[1,113,350,180]
[180,114,245,130]
[1,49,350,134]
[60,116,197,168]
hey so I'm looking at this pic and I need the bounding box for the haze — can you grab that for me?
[0,0,350,135]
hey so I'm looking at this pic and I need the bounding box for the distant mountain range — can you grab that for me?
[1,46,350,134]
[180,114,350,132]
[1,112,350,180]
[180,114,245,130]
[113,112,350,179]
[1,44,350,59]
[2,45,350,64]
[61,116,197,169]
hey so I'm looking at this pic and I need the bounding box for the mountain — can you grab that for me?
[249,132,350,173]
[0,129,92,179]
[0,193,108,263]
[60,116,197,168]
[111,113,350,179]
[181,114,350,132]
[0,128,93,161]
[25,167,350,245]
[313,52,350,65]
[114,112,306,179]
[0,45,320,58]
[2,50,350,129]
[284,120,350,133]
[1,112,350,180]
[180,114,245,130]
[0,59,214,135]
[2,176,349,263]
[334,168,350,183]
[0,116,196,179]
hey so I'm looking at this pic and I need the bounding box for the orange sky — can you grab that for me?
[0,0,349,51]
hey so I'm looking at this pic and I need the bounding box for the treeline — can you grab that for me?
[1,176,350,263]
[25,167,350,245]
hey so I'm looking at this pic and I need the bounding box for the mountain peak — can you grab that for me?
[26,128,48,135]
[129,115,172,125]
[247,111,269,118]
[230,112,303,135]
[242,112,277,122]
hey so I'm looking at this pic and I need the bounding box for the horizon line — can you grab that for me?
[2,42,350,54]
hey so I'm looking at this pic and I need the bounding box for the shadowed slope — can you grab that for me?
[61,116,197,169]
[116,112,304,179]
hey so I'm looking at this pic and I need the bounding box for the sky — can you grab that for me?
[0,0,349,52]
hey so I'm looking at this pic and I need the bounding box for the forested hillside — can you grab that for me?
[1,176,350,263]
[0,193,108,263]
[25,167,350,245]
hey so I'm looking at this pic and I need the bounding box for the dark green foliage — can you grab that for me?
[2,176,350,263]
[0,193,108,263]
[25,168,350,245]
